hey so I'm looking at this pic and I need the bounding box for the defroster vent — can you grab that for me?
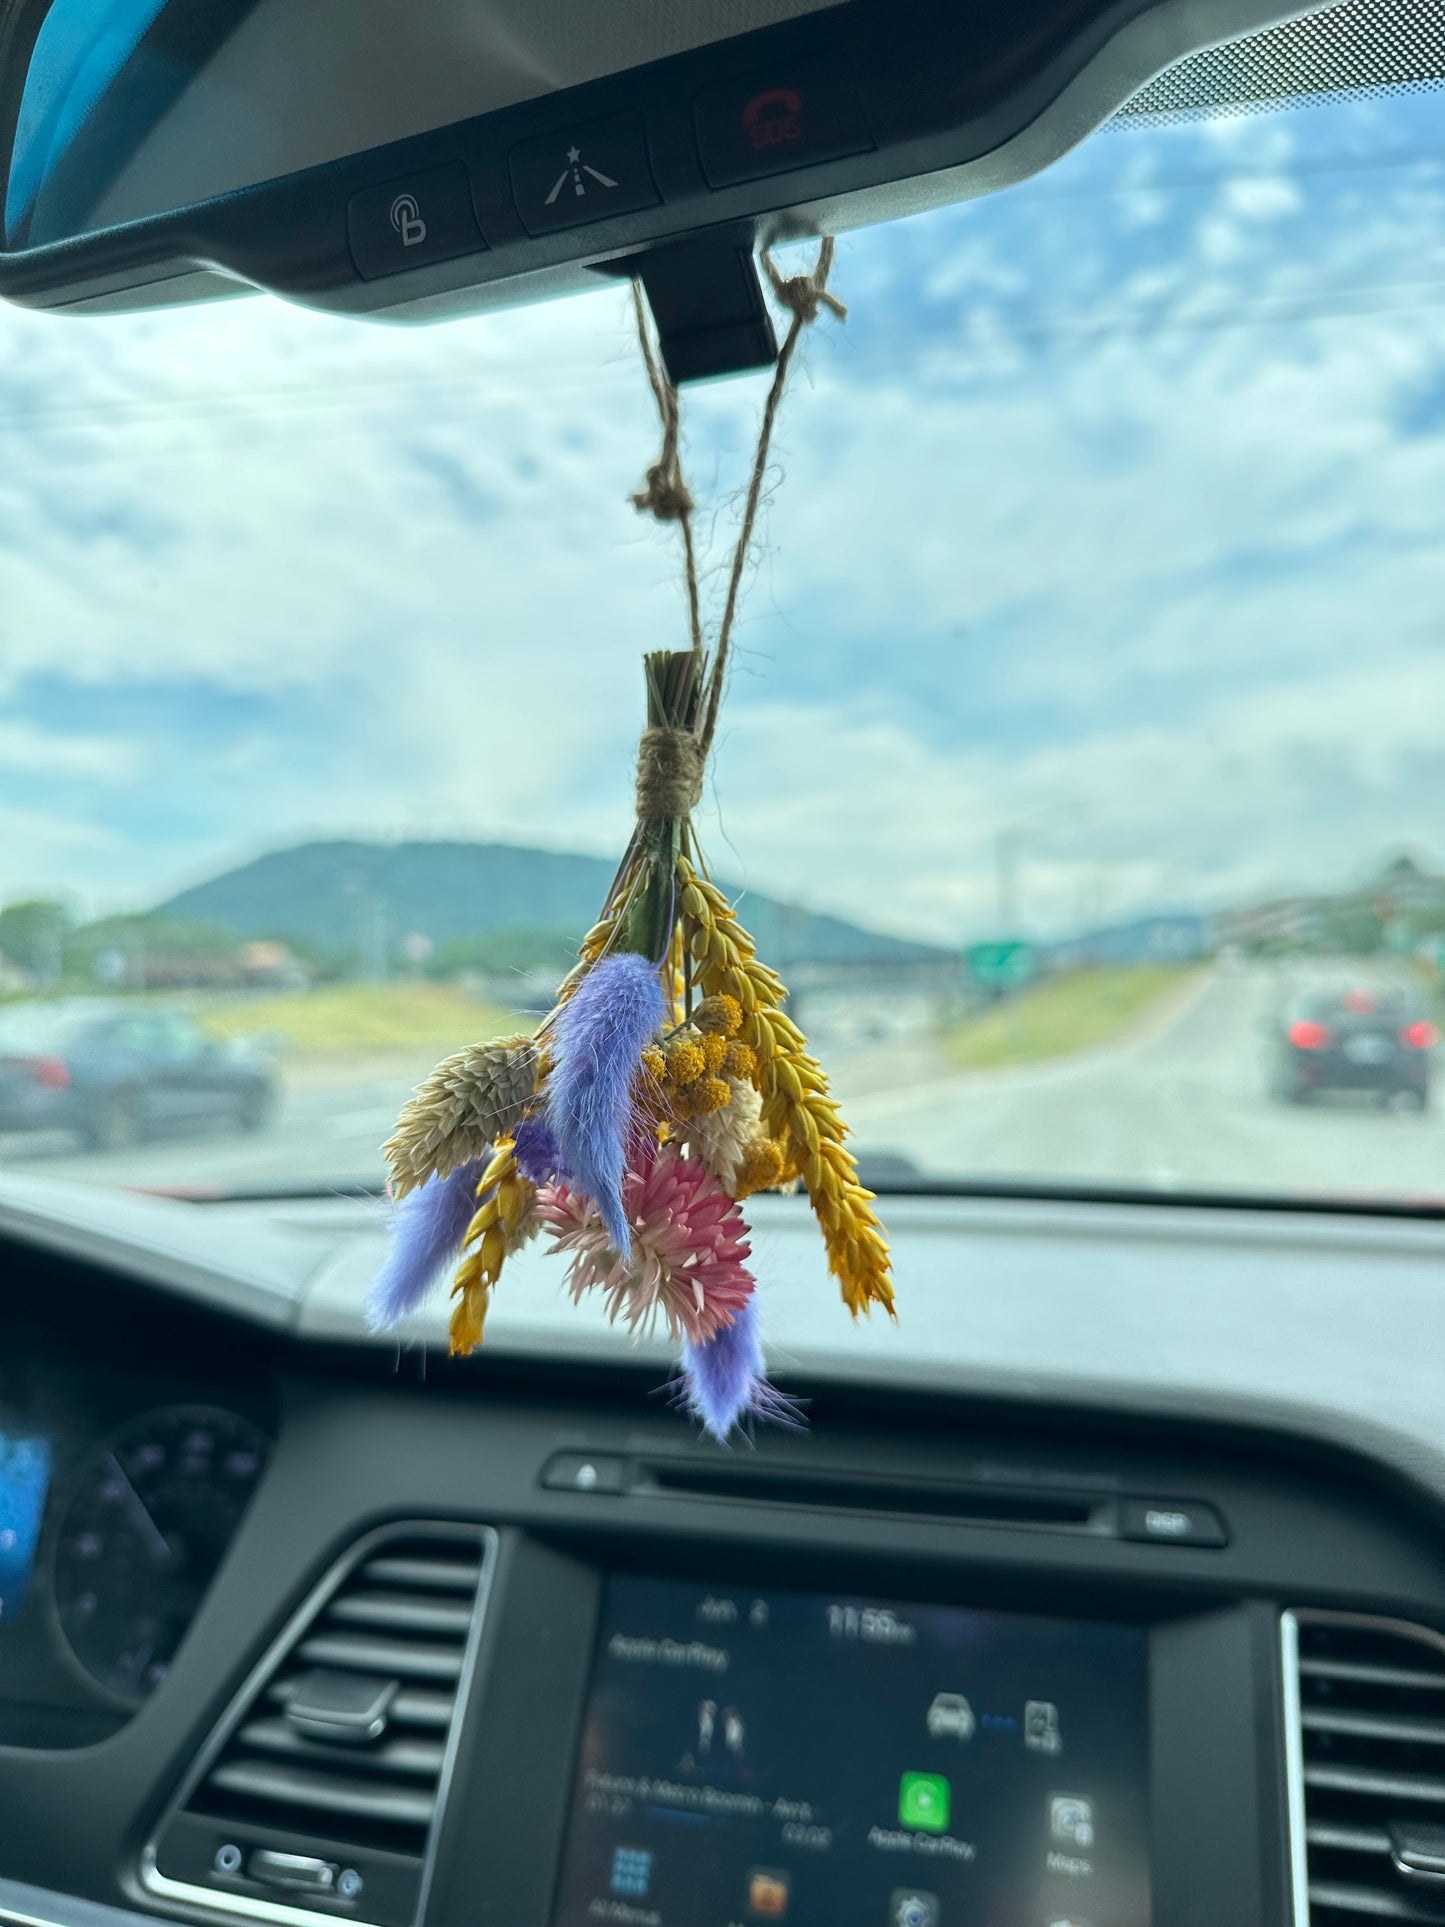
[143,1525,495,1927]
[1286,1609,1445,1924]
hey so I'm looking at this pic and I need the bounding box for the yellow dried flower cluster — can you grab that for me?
[449,1140,536,1355]
[695,994,742,1034]
[667,1037,705,1085]
[678,858,895,1319]
[736,1137,787,1197]
[640,1026,731,1121]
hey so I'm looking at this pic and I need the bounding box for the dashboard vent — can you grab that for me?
[1287,1609,1445,1925]
[145,1525,495,1927]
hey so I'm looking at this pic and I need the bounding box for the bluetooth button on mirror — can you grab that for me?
[348,164,486,280]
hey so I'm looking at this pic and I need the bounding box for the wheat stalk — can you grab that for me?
[449,1141,537,1354]
[678,859,895,1319]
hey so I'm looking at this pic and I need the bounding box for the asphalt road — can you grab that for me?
[846,961,1445,1201]
[3,963,1442,1205]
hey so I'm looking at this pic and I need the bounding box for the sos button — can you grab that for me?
[693,56,873,189]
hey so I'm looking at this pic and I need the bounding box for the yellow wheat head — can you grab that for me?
[449,1140,536,1354]
[678,859,895,1319]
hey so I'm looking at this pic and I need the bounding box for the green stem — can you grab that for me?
[616,650,701,962]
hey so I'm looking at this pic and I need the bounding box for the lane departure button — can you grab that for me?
[694,56,873,189]
[510,114,658,234]
[1120,1498,1228,1547]
[348,164,485,280]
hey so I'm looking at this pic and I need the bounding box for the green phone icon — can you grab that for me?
[899,1771,951,1833]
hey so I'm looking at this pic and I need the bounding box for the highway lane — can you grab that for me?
[842,962,1445,1200]
[2,963,1441,1204]
[0,1062,433,1193]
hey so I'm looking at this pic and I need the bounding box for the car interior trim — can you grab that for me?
[1280,1609,1309,1927]
[0,1877,167,1927]
[136,1522,499,1927]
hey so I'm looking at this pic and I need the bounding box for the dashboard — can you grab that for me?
[3,1181,1445,1927]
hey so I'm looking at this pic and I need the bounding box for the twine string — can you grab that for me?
[630,237,844,770]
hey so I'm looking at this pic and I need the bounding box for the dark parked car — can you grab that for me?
[1269,986,1437,1110]
[0,1002,277,1151]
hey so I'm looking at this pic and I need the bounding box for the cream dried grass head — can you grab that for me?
[384,1033,540,1197]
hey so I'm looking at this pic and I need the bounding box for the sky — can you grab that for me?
[3,85,1445,945]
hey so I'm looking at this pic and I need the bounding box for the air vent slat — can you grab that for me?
[389,1686,457,1730]
[146,1526,491,1925]
[1305,1709,1445,1748]
[1290,1610,1445,1925]
[324,1590,474,1638]
[1306,1763,1445,1804]
[1303,1659,1445,1694]
[294,1630,465,1681]
[1309,1879,1444,1922]
[362,1555,481,1593]
[234,1717,447,1778]
[1307,1821,1392,1855]
[206,1759,437,1828]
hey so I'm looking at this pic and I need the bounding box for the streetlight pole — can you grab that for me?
[995,827,1024,934]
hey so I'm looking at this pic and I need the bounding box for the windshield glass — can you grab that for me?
[2,74,1444,1206]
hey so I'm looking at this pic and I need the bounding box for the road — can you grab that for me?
[844,962,1445,1200]
[0,1062,433,1194]
[2,963,1441,1204]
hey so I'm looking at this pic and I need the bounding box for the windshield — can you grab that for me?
[2,72,1444,1207]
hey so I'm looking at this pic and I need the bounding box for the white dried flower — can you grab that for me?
[679,1076,762,1192]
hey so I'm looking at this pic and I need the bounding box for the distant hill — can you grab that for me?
[156,840,952,970]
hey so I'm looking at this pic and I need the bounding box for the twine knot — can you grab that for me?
[632,460,693,523]
[762,241,849,328]
[636,726,704,819]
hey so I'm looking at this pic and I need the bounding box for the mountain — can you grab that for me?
[156,840,952,969]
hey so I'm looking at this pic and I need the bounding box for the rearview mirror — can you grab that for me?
[0,0,1312,379]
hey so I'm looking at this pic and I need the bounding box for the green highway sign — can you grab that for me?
[966,940,1037,987]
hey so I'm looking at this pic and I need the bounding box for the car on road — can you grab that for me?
[1268,986,1438,1110]
[0,1002,278,1152]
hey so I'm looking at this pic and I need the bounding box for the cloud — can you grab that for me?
[1,86,1444,937]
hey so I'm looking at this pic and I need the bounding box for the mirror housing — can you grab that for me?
[0,0,1317,379]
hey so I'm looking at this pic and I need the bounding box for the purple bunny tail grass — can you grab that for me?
[678,1297,801,1441]
[366,1158,486,1332]
[545,950,664,1253]
[512,1114,566,1187]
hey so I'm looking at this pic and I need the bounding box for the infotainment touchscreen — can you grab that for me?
[551,1576,1149,1927]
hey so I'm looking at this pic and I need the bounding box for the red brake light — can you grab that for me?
[1401,1021,1439,1050]
[1288,1019,1331,1050]
[1343,989,1376,1014]
[29,1055,71,1089]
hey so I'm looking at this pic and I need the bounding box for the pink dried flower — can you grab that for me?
[537,1144,754,1345]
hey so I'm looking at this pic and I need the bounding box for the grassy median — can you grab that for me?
[942,964,1195,1071]
[205,982,525,1058]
